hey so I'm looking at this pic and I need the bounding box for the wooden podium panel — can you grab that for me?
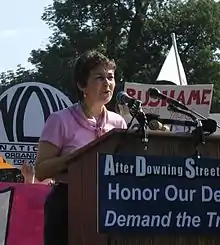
[68,129,220,245]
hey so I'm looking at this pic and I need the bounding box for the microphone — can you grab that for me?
[148,87,188,111]
[148,120,170,132]
[195,118,217,135]
[116,91,148,148]
[168,104,217,135]
[116,91,141,108]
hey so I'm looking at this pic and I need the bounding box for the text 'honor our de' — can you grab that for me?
[99,154,220,231]
[103,155,220,203]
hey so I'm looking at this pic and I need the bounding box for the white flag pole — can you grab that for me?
[171,33,182,85]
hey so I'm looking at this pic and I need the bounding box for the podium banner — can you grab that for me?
[98,153,220,234]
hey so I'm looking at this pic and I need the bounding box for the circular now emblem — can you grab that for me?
[0,82,73,166]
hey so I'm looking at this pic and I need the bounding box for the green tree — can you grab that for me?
[2,0,220,111]
[0,65,37,93]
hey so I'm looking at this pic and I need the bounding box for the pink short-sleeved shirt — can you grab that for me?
[39,102,127,182]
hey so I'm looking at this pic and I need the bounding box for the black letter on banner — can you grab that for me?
[43,89,68,111]
[0,187,14,245]
[0,87,25,142]
[56,94,68,110]
[43,88,59,112]
[16,86,51,142]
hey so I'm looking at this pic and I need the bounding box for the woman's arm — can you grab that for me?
[35,141,72,181]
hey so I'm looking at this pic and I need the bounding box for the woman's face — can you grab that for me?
[80,64,115,105]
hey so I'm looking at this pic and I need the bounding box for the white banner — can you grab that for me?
[0,82,73,167]
[123,83,213,133]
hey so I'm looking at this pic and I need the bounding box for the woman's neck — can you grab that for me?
[81,100,105,118]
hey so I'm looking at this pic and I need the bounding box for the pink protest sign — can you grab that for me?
[0,183,50,245]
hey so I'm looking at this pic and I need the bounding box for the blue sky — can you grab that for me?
[0,0,53,73]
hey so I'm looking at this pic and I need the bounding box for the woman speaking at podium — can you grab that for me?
[35,50,127,245]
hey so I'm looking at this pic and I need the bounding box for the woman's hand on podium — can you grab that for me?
[35,141,72,181]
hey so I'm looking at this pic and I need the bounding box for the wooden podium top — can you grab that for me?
[66,129,220,165]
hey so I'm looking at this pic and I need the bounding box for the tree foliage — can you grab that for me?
[0,65,37,94]
[1,0,220,111]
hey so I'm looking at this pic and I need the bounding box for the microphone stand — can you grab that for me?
[171,99,220,129]
[129,101,149,150]
[167,104,197,122]
[114,101,148,154]
[148,87,220,129]
[168,104,205,158]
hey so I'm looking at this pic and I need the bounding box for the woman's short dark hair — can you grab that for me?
[73,50,116,100]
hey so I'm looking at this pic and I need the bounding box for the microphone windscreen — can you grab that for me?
[148,88,158,96]
[147,87,161,99]
[202,119,217,134]
[116,91,127,104]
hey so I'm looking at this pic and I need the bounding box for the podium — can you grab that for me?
[68,129,220,245]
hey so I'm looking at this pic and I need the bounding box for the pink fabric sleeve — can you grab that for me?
[39,113,64,149]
